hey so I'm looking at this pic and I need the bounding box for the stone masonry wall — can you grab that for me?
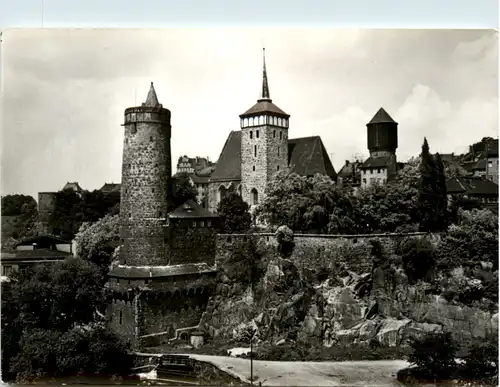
[216,232,428,274]
[165,225,217,266]
[241,124,288,206]
[120,107,171,266]
[108,299,136,343]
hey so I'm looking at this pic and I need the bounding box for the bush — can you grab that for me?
[400,237,435,284]
[407,331,457,380]
[462,338,499,380]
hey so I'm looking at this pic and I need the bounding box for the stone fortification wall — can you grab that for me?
[216,232,429,274]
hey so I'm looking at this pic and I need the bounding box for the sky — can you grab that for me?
[1,28,498,199]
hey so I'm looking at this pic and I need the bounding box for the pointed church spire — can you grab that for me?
[260,48,271,101]
[144,82,160,107]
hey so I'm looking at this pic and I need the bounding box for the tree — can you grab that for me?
[1,257,122,382]
[217,192,252,233]
[257,171,344,233]
[408,331,457,380]
[355,161,420,234]
[437,208,499,270]
[418,138,442,232]
[400,237,435,284]
[434,153,448,229]
[1,194,39,243]
[169,174,198,211]
[74,214,120,275]
[48,189,120,241]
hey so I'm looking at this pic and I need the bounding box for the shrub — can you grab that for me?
[400,237,435,284]
[407,331,457,380]
[462,338,499,380]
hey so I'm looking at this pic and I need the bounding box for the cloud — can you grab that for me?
[1,29,497,199]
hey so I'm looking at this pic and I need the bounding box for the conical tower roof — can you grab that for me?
[240,49,289,118]
[368,107,397,125]
[143,82,160,107]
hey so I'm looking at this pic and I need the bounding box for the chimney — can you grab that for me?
[345,160,350,166]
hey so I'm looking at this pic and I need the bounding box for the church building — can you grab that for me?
[208,50,337,212]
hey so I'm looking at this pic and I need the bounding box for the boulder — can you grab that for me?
[375,318,411,347]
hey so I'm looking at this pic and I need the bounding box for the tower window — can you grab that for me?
[256,130,259,138]
[152,188,155,193]
[277,165,280,171]
[280,131,282,140]
[128,213,132,218]
[250,131,253,139]
[119,311,123,325]
[273,130,276,138]
[208,220,212,227]
[192,221,196,227]
[251,188,259,205]
[252,165,255,171]
[278,147,280,156]
[254,145,257,157]
[150,136,153,142]
[125,139,128,145]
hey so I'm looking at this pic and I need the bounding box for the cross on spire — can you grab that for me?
[260,48,271,101]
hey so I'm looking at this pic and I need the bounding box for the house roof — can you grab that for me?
[338,161,362,178]
[100,183,121,193]
[210,132,337,182]
[446,176,498,196]
[168,199,219,219]
[1,249,72,261]
[108,262,217,279]
[367,108,397,125]
[210,131,242,182]
[288,136,337,180]
[360,155,394,169]
[15,234,72,247]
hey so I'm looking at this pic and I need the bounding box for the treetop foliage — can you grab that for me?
[217,192,252,233]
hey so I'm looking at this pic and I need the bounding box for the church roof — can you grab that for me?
[168,199,219,219]
[288,136,337,180]
[210,132,337,181]
[210,131,242,182]
[368,108,397,125]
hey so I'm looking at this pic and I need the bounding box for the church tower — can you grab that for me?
[239,49,290,207]
[119,82,172,266]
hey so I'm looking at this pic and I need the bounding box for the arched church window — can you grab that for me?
[278,118,283,126]
[218,186,227,203]
[251,188,259,205]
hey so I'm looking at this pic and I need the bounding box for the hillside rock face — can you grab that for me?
[199,230,498,349]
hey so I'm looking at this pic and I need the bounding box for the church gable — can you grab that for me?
[209,131,242,182]
[288,136,337,180]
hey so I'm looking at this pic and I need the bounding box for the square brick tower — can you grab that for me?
[239,49,290,208]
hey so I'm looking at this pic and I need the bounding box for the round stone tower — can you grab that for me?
[366,107,398,158]
[120,82,171,266]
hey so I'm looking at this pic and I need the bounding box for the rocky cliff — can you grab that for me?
[199,227,498,352]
